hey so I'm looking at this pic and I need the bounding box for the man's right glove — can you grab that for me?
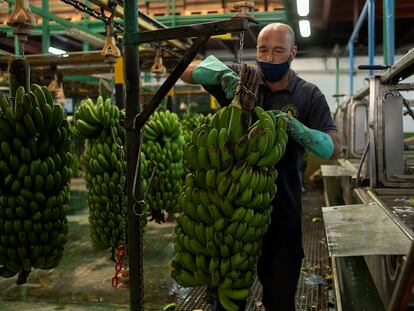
[271,110,334,160]
[191,55,239,99]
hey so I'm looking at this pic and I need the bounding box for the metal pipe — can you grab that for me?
[368,0,375,75]
[14,35,21,56]
[384,0,395,66]
[123,0,142,310]
[348,0,369,95]
[348,0,369,45]
[83,0,90,52]
[382,1,387,65]
[349,41,354,95]
[41,0,50,53]
[334,44,340,107]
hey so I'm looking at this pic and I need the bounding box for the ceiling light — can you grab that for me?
[48,47,67,55]
[296,0,309,17]
[299,20,311,37]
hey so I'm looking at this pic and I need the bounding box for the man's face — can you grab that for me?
[256,29,296,64]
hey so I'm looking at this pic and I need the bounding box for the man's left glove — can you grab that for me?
[271,110,334,159]
[192,55,239,99]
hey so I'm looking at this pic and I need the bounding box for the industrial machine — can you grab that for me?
[322,49,414,310]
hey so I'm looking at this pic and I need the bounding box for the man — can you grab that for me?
[181,23,340,310]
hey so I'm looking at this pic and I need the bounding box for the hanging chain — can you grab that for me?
[60,0,123,31]
[238,31,245,65]
[20,41,25,57]
[237,30,245,79]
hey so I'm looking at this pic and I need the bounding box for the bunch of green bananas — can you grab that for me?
[0,85,73,280]
[182,112,212,143]
[75,97,131,252]
[141,110,185,223]
[172,104,288,310]
[182,112,212,174]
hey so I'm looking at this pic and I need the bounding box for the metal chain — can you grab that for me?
[60,0,124,31]
[20,41,25,57]
[110,126,128,266]
[237,31,245,80]
[238,31,245,65]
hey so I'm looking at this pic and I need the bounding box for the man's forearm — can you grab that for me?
[180,61,200,84]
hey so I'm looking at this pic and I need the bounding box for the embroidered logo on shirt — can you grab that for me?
[281,104,299,118]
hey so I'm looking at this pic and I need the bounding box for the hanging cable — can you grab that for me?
[356,141,370,187]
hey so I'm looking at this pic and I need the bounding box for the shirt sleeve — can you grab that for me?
[306,90,337,133]
[202,84,232,107]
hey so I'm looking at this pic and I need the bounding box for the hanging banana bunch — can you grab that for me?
[182,112,212,175]
[172,97,288,310]
[141,109,185,223]
[75,97,136,254]
[0,85,72,282]
[182,111,212,144]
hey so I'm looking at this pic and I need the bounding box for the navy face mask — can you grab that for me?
[257,56,291,82]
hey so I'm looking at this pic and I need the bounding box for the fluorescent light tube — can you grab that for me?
[48,47,67,55]
[296,0,309,17]
[299,20,311,37]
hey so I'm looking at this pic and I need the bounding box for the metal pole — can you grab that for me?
[83,0,90,52]
[347,0,369,96]
[368,0,375,76]
[334,44,340,107]
[123,0,143,310]
[41,0,50,54]
[384,0,395,66]
[14,36,21,56]
[349,41,354,96]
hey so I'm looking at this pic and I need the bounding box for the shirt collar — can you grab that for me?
[258,69,297,93]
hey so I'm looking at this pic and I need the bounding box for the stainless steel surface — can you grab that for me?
[344,98,368,159]
[367,189,414,241]
[381,48,414,84]
[321,165,356,177]
[353,187,375,204]
[384,95,404,179]
[368,76,379,188]
[322,203,411,257]
[368,76,414,188]
[331,258,343,311]
[352,102,368,157]
[338,159,361,178]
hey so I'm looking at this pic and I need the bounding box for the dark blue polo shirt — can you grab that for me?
[203,66,336,228]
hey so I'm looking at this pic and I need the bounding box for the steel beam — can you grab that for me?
[131,19,249,45]
[123,0,142,309]
[154,11,286,27]
[348,0,369,95]
[384,0,395,66]
[41,0,50,53]
[368,0,375,75]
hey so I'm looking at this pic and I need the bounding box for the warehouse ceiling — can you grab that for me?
[0,0,414,96]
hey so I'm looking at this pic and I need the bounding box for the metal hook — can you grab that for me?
[151,48,167,77]
[102,23,121,65]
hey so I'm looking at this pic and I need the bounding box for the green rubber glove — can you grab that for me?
[192,55,239,99]
[271,110,334,159]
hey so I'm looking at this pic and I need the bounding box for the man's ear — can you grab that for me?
[291,45,298,60]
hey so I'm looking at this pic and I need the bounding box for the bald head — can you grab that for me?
[256,23,297,64]
[258,23,295,47]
